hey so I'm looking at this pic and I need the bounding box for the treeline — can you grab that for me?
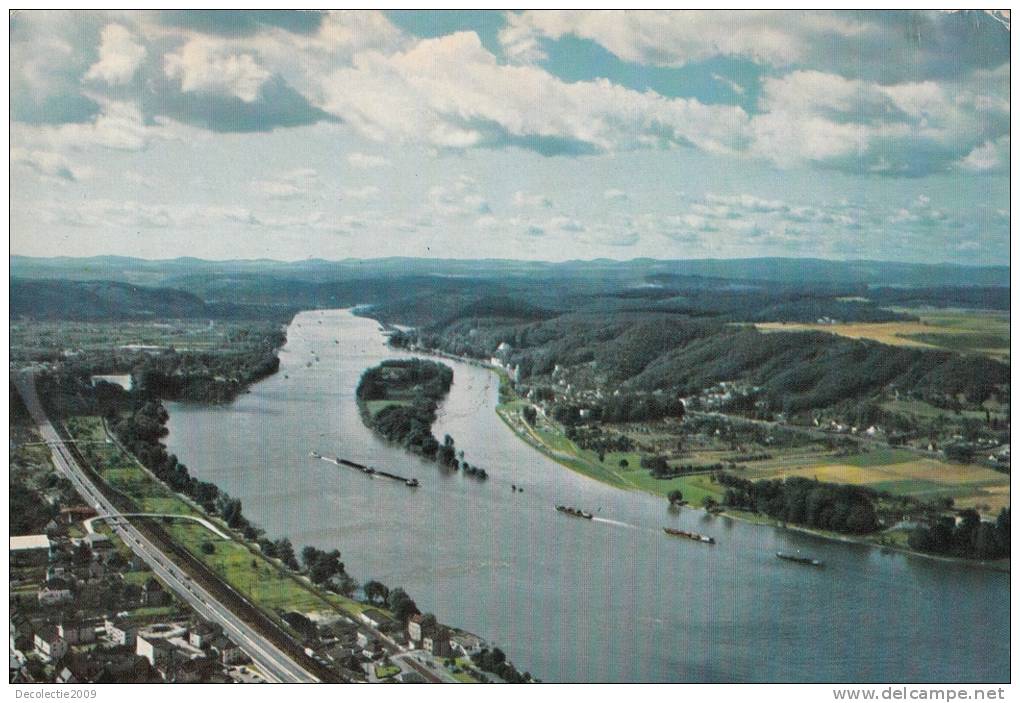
[564,425,635,455]
[472,647,535,683]
[868,286,1010,311]
[718,473,880,534]
[132,329,285,403]
[113,402,252,532]
[642,455,724,479]
[551,392,686,426]
[112,402,360,594]
[33,325,287,414]
[908,508,1009,560]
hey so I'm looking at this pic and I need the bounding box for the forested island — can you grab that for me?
[356,359,487,478]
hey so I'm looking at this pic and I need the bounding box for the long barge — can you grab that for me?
[663,527,715,544]
[311,452,419,487]
[776,552,822,567]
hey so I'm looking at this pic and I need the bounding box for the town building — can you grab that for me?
[34,626,69,662]
[10,534,53,566]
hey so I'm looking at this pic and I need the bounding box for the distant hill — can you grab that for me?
[9,279,295,321]
[10,255,1011,287]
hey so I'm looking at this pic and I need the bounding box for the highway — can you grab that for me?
[14,373,321,683]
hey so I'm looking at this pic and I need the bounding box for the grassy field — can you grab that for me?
[374,664,401,679]
[756,308,1009,360]
[364,399,410,415]
[496,401,727,504]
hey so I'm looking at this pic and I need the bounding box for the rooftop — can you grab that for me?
[10,534,51,551]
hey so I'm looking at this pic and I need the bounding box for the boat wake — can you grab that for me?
[592,516,639,530]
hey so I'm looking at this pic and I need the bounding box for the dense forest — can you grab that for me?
[717,473,881,534]
[908,508,1010,560]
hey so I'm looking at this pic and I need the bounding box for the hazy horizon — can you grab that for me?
[9,252,1012,269]
[10,11,1010,265]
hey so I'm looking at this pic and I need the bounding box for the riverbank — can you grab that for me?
[403,339,1009,572]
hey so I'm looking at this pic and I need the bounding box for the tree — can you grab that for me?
[667,490,684,505]
[364,580,389,605]
[522,406,537,425]
[387,587,420,623]
[420,612,438,635]
[275,538,298,570]
[200,541,215,555]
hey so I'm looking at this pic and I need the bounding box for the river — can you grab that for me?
[165,308,1009,683]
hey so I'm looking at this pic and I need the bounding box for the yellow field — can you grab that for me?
[751,455,1009,516]
[755,308,1009,360]
[757,321,944,348]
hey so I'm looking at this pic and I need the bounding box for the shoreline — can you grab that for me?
[398,337,1009,573]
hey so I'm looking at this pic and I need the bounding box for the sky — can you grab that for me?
[9,10,1011,264]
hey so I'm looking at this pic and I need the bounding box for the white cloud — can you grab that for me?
[347,152,390,168]
[164,38,271,102]
[748,69,1008,175]
[604,189,629,202]
[343,185,380,200]
[513,191,553,208]
[958,137,1009,173]
[254,168,319,200]
[85,24,147,85]
[499,10,864,68]
[429,175,491,217]
[10,148,92,182]
[317,31,750,156]
[13,99,172,152]
[548,216,585,232]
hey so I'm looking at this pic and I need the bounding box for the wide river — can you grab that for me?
[166,309,1009,682]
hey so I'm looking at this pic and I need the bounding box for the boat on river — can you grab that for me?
[776,552,823,567]
[556,505,593,520]
[663,527,715,544]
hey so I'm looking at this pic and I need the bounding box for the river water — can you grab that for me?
[165,309,1009,683]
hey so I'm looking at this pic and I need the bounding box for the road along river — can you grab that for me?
[166,308,1009,683]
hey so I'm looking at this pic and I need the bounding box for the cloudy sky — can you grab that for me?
[9,10,1010,264]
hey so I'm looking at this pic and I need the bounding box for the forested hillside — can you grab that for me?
[394,306,1009,414]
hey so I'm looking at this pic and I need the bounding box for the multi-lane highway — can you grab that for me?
[13,373,321,684]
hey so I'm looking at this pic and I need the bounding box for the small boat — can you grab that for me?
[309,451,321,459]
[776,552,823,567]
[405,478,419,488]
[556,505,593,520]
[663,527,715,544]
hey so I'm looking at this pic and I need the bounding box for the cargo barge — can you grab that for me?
[556,505,594,520]
[776,552,823,567]
[663,527,715,544]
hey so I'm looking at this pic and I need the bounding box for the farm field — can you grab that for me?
[755,308,1009,360]
[497,398,1010,517]
[739,448,1010,515]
